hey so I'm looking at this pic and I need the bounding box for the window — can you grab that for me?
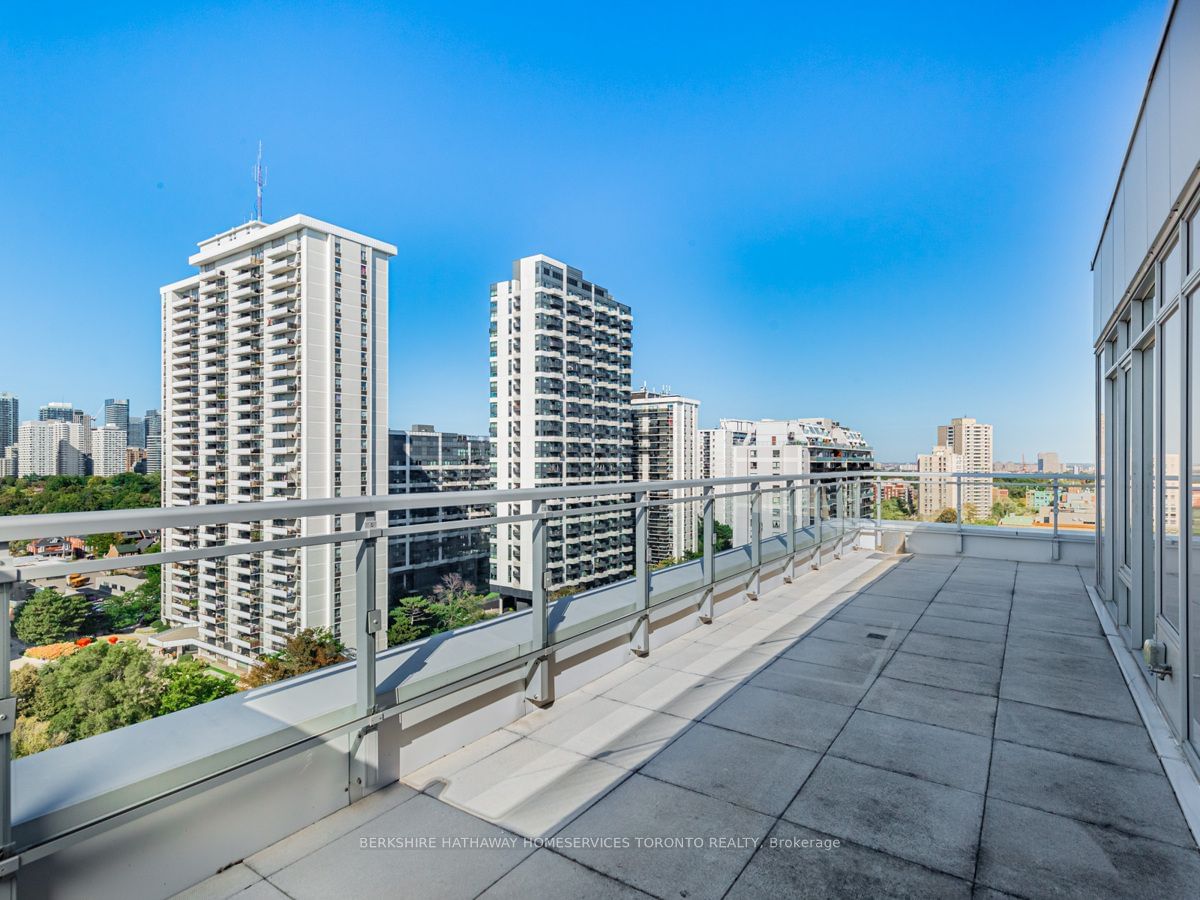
[1161,310,1181,631]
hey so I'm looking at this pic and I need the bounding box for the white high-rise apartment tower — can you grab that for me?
[160,215,395,666]
[17,420,89,477]
[632,389,700,562]
[490,254,634,600]
[702,418,874,545]
[91,424,128,477]
[917,444,964,519]
[936,417,993,517]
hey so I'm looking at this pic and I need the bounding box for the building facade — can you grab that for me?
[632,389,700,562]
[916,444,963,519]
[144,408,162,474]
[104,398,130,440]
[388,426,492,599]
[702,418,874,546]
[160,215,394,665]
[1093,0,1200,773]
[0,392,17,455]
[1037,450,1062,473]
[38,402,80,423]
[489,254,634,600]
[935,417,993,517]
[91,423,128,477]
[128,416,146,450]
[17,420,88,477]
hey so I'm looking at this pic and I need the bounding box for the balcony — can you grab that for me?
[0,474,1196,899]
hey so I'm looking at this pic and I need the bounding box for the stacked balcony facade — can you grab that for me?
[160,215,395,666]
[490,255,634,600]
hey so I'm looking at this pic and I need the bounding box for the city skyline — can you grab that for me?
[1,2,1165,462]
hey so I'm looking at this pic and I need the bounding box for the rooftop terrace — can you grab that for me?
[180,550,1200,900]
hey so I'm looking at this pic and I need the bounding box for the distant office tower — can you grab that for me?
[490,254,634,599]
[39,401,78,422]
[935,417,993,517]
[632,389,700,562]
[0,393,17,454]
[17,420,88,476]
[144,408,162,474]
[91,424,128,477]
[388,426,492,599]
[160,215,395,665]
[128,415,146,449]
[917,444,964,519]
[1037,451,1062,474]
[703,418,874,546]
[104,398,130,439]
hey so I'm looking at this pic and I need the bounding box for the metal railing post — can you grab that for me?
[1051,476,1061,561]
[813,482,824,570]
[874,475,882,548]
[748,483,762,598]
[631,491,650,654]
[784,479,797,583]
[0,573,15,896]
[353,512,379,719]
[700,486,715,622]
[526,498,552,704]
[955,474,964,554]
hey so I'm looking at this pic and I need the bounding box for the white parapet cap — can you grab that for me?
[187,214,398,267]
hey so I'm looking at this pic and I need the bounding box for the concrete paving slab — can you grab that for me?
[267,793,534,900]
[828,709,992,792]
[640,722,820,816]
[478,849,652,899]
[727,821,972,900]
[419,737,628,838]
[976,799,1200,900]
[899,630,1006,667]
[993,699,1160,773]
[858,676,997,737]
[998,666,1140,723]
[912,614,1007,644]
[987,740,1195,848]
[748,656,875,707]
[882,651,1001,697]
[784,756,984,879]
[704,683,854,752]
[555,774,774,900]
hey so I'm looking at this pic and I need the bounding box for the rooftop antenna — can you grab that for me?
[253,141,267,222]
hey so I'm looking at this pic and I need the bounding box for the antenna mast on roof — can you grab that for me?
[253,141,267,221]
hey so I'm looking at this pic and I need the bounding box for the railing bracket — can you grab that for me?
[630,614,650,656]
[0,699,14,736]
[0,853,20,878]
[525,654,553,706]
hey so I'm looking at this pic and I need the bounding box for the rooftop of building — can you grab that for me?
[180,550,1200,900]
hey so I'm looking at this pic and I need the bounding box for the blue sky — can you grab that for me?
[0,1,1167,461]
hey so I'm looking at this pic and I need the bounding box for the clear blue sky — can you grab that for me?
[0,1,1167,461]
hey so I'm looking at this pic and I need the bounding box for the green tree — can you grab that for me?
[388,596,438,646]
[13,588,93,645]
[159,657,238,713]
[244,628,348,687]
[696,518,734,553]
[11,664,41,706]
[426,574,489,630]
[12,716,66,758]
[0,473,160,517]
[8,539,28,557]
[31,642,163,742]
[935,508,958,524]
[101,566,161,630]
[387,575,497,647]
[963,503,979,523]
[85,532,122,557]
